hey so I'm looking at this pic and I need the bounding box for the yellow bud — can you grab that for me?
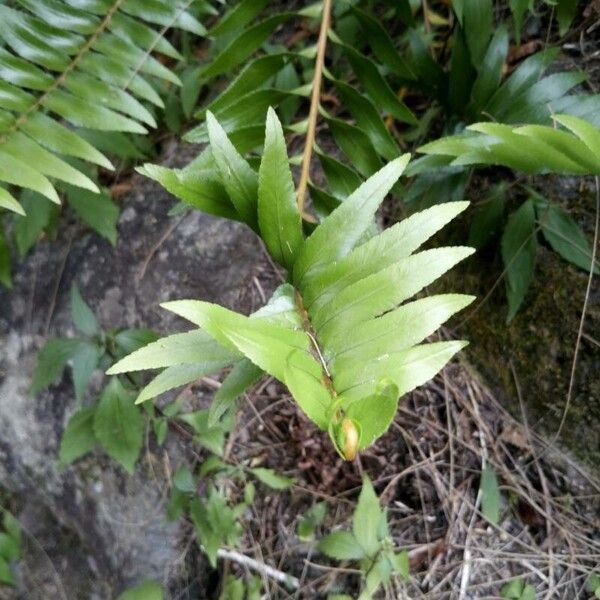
[340,418,359,461]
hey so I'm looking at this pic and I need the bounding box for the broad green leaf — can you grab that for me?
[318,531,365,560]
[209,359,263,426]
[309,183,341,218]
[31,337,80,394]
[0,186,24,216]
[314,247,474,343]
[2,132,99,192]
[72,341,102,401]
[117,580,163,600]
[453,0,465,24]
[470,26,509,114]
[179,410,229,455]
[352,475,383,556]
[23,113,113,169]
[587,574,600,597]
[350,6,415,79]
[206,111,258,229]
[153,418,168,446]
[250,468,294,490]
[190,490,241,567]
[448,26,475,117]
[325,116,382,178]
[316,151,362,199]
[334,38,417,124]
[209,0,269,36]
[59,407,97,466]
[71,284,98,336]
[555,114,600,158]
[204,53,290,117]
[161,301,309,383]
[220,576,245,600]
[107,330,239,374]
[138,162,238,221]
[462,0,493,65]
[13,191,55,256]
[407,29,445,97]
[338,340,468,404]
[345,380,399,450]
[257,107,303,269]
[501,200,537,322]
[0,556,14,585]
[94,378,143,474]
[293,155,410,286]
[2,513,20,547]
[468,123,584,173]
[332,78,400,161]
[514,124,599,173]
[502,579,525,599]
[0,149,60,204]
[419,118,600,175]
[0,534,19,561]
[485,48,558,117]
[173,466,196,493]
[480,464,501,525]
[66,186,119,245]
[556,0,577,35]
[330,294,475,365]
[297,502,327,540]
[304,201,470,308]
[536,202,599,274]
[200,14,294,81]
[187,88,299,145]
[510,0,531,43]
[468,186,506,249]
[521,584,536,600]
[136,362,230,404]
[393,550,410,579]
[499,70,586,124]
[284,350,331,429]
[113,329,159,356]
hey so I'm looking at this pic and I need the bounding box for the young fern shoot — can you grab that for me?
[108,109,475,460]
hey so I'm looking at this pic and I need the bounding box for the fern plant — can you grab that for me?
[418,115,600,175]
[417,113,600,320]
[108,109,474,460]
[0,0,212,214]
[0,0,217,287]
[178,0,599,203]
[318,475,409,599]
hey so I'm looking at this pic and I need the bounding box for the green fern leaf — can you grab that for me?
[110,112,474,459]
[0,0,204,215]
[419,114,600,175]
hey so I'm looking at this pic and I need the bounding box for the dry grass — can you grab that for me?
[168,344,600,599]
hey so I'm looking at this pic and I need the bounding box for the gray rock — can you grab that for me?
[0,141,265,598]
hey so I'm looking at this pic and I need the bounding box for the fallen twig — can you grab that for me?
[216,547,300,590]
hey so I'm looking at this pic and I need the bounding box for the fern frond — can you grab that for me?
[109,111,474,459]
[417,115,600,175]
[178,0,600,214]
[0,0,207,214]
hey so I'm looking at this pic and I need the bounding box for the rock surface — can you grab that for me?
[0,141,266,599]
[444,174,600,469]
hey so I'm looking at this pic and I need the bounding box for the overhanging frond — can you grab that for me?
[0,0,207,214]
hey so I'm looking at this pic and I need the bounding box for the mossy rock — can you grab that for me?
[437,176,600,470]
